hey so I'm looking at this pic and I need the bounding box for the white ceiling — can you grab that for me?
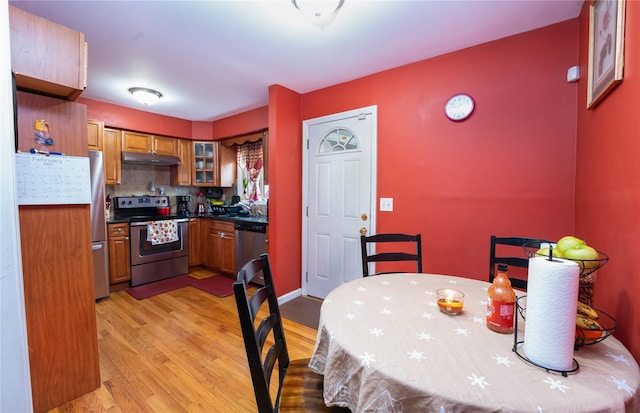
[9,0,583,122]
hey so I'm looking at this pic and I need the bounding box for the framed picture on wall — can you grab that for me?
[587,0,626,109]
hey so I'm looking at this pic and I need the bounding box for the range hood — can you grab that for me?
[121,151,181,166]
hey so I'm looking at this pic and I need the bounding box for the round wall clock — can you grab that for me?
[444,93,475,121]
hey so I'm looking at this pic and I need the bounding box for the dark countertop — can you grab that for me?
[203,214,268,225]
[107,214,268,225]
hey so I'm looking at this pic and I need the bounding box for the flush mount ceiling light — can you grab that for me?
[291,0,345,28]
[128,87,163,105]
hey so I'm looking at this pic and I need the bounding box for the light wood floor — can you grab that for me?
[47,272,320,413]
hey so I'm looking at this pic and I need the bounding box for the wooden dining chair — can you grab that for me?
[360,233,423,277]
[489,235,552,290]
[233,253,348,413]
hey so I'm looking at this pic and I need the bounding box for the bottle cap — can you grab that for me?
[498,264,508,272]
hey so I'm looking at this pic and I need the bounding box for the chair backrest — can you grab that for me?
[360,233,423,277]
[234,253,289,413]
[489,236,552,290]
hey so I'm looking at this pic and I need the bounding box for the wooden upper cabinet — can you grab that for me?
[171,139,192,186]
[219,145,237,187]
[9,6,88,101]
[122,131,152,153]
[104,128,121,185]
[154,135,179,156]
[87,119,104,151]
[193,141,237,187]
[122,131,178,156]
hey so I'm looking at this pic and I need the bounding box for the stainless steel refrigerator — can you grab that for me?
[89,150,110,299]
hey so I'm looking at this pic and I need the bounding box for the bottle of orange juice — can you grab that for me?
[487,264,516,334]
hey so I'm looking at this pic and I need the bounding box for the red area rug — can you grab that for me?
[188,275,235,298]
[125,274,235,300]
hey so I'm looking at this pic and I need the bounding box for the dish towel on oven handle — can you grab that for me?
[147,220,179,245]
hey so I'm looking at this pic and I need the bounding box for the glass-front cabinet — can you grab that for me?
[193,142,219,186]
[193,141,237,187]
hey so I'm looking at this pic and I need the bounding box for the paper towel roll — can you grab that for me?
[523,256,579,371]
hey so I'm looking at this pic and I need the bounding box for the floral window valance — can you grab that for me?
[237,140,263,201]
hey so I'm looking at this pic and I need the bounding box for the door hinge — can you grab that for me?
[306,271,308,282]
[307,139,309,150]
[306,206,308,217]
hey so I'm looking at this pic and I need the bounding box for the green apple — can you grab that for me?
[556,235,586,253]
[535,247,563,258]
[563,244,600,269]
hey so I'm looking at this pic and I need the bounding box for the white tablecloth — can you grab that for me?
[309,273,640,413]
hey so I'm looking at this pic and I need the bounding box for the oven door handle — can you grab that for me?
[130,218,188,227]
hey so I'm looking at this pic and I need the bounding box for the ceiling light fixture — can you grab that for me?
[291,0,345,28]
[128,87,163,105]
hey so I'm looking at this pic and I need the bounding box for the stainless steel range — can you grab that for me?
[114,196,189,286]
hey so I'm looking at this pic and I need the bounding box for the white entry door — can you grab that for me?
[303,106,377,299]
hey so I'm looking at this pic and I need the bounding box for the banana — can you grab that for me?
[576,301,599,320]
[576,314,603,330]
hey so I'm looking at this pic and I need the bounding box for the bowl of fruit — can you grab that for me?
[524,235,609,276]
[524,236,609,307]
[575,301,617,348]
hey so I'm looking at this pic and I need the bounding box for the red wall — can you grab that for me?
[268,85,303,294]
[78,98,268,141]
[77,97,193,138]
[575,0,640,360]
[192,121,213,140]
[300,20,579,280]
[211,106,268,139]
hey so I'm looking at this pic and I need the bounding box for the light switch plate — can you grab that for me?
[380,198,393,212]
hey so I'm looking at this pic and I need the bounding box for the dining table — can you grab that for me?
[308,273,640,413]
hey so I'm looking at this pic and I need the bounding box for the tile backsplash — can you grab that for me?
[106,164,236,215]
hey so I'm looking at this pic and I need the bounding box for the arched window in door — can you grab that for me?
[318,128,359,154]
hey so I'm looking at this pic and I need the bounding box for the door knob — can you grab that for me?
[361,213,368,221]
[360,228,367,235]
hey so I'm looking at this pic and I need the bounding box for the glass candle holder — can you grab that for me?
[436,288,465,315]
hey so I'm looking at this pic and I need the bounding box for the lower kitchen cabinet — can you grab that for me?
[188,217,203,267]
[107,223,130,284]
[204,219,235,274]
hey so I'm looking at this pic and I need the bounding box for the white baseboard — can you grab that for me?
[278,288,301,305]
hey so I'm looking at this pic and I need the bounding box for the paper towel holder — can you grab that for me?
[512,296,580,377]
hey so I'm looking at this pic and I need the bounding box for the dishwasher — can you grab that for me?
[235,221,268,285]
